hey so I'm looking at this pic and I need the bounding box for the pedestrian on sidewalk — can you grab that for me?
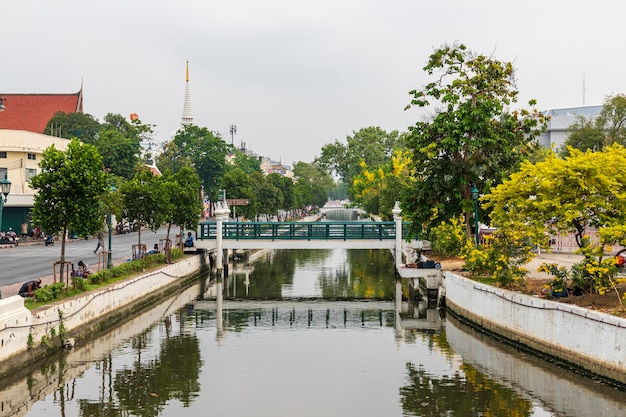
[94,230,105,253]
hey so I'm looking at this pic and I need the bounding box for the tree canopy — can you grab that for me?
[316,126,403,191]
[402,43,546,238]
[30,139,109,266]
[563,94,626,155]
[484,144,626,248]
[166,124,231,199]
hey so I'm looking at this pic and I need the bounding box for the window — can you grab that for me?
[27,153,36,160]
[26,168,37,182]
[0,168,6,179]
[0,152,6,158]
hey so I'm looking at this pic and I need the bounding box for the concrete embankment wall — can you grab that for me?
[0,279,209,417]
[0,252,210,377]
[444,271,626,386]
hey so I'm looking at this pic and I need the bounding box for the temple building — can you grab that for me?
[0,87,82,232]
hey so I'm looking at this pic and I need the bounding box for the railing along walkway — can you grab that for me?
[196,221,411,250]
[199,221,411,241]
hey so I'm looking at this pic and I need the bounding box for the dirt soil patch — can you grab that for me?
[433,256,626,318]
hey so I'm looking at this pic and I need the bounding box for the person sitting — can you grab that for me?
[18,279,41,297]
[184,232,194,247]
[148,243,160,254]
[76,260,92,277]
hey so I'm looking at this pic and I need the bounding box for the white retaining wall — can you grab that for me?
[0,254,208,366]
[444,271,626,385]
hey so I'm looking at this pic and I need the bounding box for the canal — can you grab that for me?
[2,248,625,417]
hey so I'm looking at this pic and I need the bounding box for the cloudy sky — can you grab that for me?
[2,1,623,165]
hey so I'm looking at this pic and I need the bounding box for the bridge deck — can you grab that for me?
[196,221,411,250]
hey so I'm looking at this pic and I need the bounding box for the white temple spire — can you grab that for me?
[181,60,194,126]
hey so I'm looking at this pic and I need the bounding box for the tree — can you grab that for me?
[293,161,335,208]
[121,167,168,250]
[230,150,262,174]
[352,150,414,219]
[563,94,626,155]
[316,126,403,189]
[403,43,546,239]
[44,111,101,142]
[30,139,109,277]
[266,172,296,219]
[162,166,202,254]
[484,144,626,249]
[168,125,231,199]
[95,128,142,179]
[562,115,605,155]
[156,141,191,175]
[219,167,255,220]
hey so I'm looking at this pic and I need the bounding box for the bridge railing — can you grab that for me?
[199,221,411,241]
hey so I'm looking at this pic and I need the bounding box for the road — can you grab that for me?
[0,227,174,289]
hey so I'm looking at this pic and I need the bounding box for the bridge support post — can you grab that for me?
[215,202,231,278]
[393,201,402,270]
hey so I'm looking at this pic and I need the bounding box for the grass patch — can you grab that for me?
[24,249,186,310]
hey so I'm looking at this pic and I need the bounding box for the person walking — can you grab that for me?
[94,230,105,253]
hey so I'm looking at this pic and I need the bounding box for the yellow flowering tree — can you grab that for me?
[484,144,626,249]
[352,149,414,220]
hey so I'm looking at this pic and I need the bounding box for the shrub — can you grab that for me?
[461,228,534,288]
[539,237,620,299]
[34,282,65,302]
[429,215,467,257]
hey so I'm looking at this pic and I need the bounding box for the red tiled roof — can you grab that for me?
[0,89,83,133]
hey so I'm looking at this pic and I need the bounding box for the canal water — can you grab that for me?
[2,247,626,417]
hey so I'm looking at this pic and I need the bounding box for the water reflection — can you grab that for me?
[228,248,396,299]
[3,248,626,417]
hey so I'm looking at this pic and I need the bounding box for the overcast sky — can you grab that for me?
[2,1,623,165]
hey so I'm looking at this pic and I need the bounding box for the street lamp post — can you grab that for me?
[471,184,479,247]
[0,172,12,231]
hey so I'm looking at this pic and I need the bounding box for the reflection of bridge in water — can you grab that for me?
[188,300,443,332]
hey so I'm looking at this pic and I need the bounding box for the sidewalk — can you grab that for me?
[525,251,583,279]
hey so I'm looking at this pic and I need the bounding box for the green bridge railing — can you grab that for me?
[199,221,412,241]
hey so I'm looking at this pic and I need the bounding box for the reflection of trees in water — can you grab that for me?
[98,327,202,417]
[238,249,332,298]
[399,362,532,417]
[320,249,395,299]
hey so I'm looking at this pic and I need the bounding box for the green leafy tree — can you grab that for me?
[95,128,142,179]
[162,166,202,253]
[230,150,262,174]
[266,172,296,219]
[316,126,403,191]
[293,161,335,208]
[561,115,605,155]
[155,141,191,174]
[169,125,231,199]
[30,139,109,276]
[219,167,255,220]
[563,94,626,155]
[44,111,101,142]
[403,43,546,239]
[121,167,169,248]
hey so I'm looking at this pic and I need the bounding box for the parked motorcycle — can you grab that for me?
[0,229,19,245]
[44,234,54,246]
